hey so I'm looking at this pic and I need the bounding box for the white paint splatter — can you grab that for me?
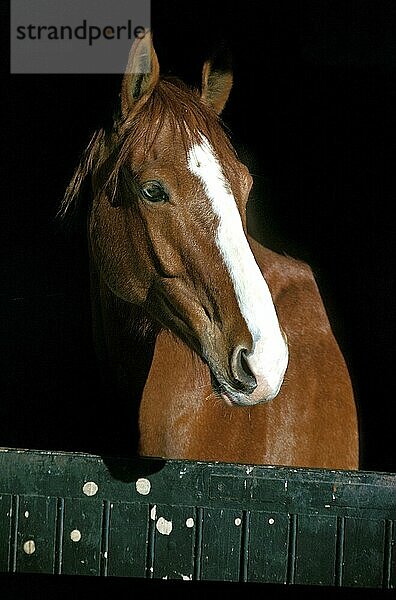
[82,481,98,496]
[135,478,151,495]
[234,517,242,526]
[156,517,173,535]
[70,529,81,542]
[23,540,35,554]
[186,518,194,528]
[268,518,275,525]
[150,505,157,520]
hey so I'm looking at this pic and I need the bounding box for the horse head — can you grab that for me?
[63,32,288,407]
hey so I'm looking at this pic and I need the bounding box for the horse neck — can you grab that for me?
[90,260,157,388]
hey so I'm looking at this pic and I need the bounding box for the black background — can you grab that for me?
[1,1,395,475]
[1,2,395,598]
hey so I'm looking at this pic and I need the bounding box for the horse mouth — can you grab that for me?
[209,371,259,407]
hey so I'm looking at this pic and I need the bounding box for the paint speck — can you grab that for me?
[234,517,242,526]
[156,517,173,535]
[82,481,98,496]
[182,574,192,580]
[150,505,157,520]
[103,551,108,559]
[324,504,331,508]
[246,466,253,474]
[24,511,29,518]
[186,517,194,528]
[23,540,36,554]
[136,478,151,495]
[284,481,288,490]
[268,518,275,525]
[70,529,81,542]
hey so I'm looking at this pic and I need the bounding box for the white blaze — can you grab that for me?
[187,135,288,402]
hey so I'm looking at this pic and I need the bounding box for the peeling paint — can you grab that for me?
[156,516,173,535]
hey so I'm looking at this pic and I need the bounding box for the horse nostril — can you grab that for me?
[231,347,257,394]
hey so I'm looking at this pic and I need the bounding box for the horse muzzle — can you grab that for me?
[208,334,289,407]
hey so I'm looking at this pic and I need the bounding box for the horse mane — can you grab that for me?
[59,77,236,220]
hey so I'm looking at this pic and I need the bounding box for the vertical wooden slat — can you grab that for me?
[151,504,196,580]
[335,515,345,586]
[248,511,289,584]
[200,507,243,582]
[342,517,385,587]
[100,500,111,576]
[239,510,250,582]
[193,506,203,581]
[61,498,103,576]
[54,497,65,574]
[294,514,337,585]
[286,513,297,584]
[146,502,156,578]
[107,501,149,578]
[10,495,19,573]
[0,495,12,572]
[15,495,57,574]
[383,519,395,589]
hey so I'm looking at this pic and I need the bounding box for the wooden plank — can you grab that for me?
[200,507,243,582]
[151,504,196,580]
[15,495,57,574]
[107,501,149,578]
[294,514,337,586]
[342,517,385,587]
[0,495,12,571]
[248,510,289,584]
[61,498,102,576]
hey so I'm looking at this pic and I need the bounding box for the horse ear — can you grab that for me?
[201,49,233,115]
[121,31,159,117]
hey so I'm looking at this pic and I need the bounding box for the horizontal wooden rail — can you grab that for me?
[0,448,394,588]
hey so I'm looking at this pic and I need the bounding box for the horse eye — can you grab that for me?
[140,181,169,203]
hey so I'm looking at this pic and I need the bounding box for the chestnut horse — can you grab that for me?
[61,33,359,469]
